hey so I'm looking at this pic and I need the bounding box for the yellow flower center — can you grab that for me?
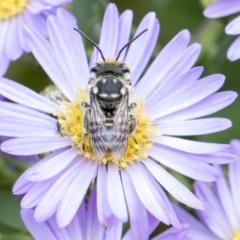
[0,0,29,20]
[232,229,240,240]
[55,88,159,168]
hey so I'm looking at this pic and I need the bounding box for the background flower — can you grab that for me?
[0,3,237,236]
[173,139,240,240]
[204,0,240,61]
[0,0,72,76]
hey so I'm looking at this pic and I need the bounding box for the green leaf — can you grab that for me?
[1,233,32,240]
[0,191,26,231]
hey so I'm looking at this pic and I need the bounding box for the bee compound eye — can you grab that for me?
[122,68,129,73]
[91,67,98,73]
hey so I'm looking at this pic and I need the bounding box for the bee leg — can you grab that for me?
[128,102,137,110]
[81,102,90,109]
[82,109,90,152]
[57,121,61,132]
[128,114,136,134]
[82,134,88,152]
[83,109,90,133]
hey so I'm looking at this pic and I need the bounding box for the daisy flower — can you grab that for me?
[0,0,71,76]
[0,3,237,233]
[204,0,240,61]
[173,139,240,240]
[21,187,189,240]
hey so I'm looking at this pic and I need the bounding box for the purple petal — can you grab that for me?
[0,101,57,124]
[121,170,149,240]
[34,159,84,222]
[226,15,240,35]
[153,136,229,154]
[86,188,105,240]
[172,204,218,240]
[26,0,51,14]
[42,0,71,5]
[48,9,89,89]
[156,91,237,124]
[227,35,240,61]
[229,140,240,221]
[160,118,232,136]
[143,159,203,210]
[26,148,79,181]
[134,30,191,99]
[148,66,203,104]
[20,12,31,52]
[67,203,86,240]
[25,11,47,35]
[21,209,56,240]
[0,117,58,137]
[186,149,238,164]
[106,217,123,240]
[116,10,133,59]
[128,162,171,226]
[13,173,35,195]
[21,177,57,208]
[57,160,97,227]
[160,118,231,136]
[194,182,232,239]
[143,43,201,104]
[125,13,159,85]
[148,213,160,236]
[149,146,221,181]
[47,215,71,240]
[1,137,72,155]
[94,4,119,61]
[148,74,225,119]
[24,25,75,100]
[107,163,128,222]
[97,165,113,229]
[204,0,240,18]
[5,16,23,61]
[0,21,10,76]
[213,165,239,232]
[0,78,58,113]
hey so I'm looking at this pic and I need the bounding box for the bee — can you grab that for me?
[74,28,147,161]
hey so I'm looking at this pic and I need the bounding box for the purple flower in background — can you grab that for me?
[204,0,240,61]
[0,0,72,76]
[173,139,240,240]
[0,3,237,235]
[21,188,189,240]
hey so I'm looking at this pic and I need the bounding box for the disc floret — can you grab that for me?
[232,229,240,240]
[0,0,30,20]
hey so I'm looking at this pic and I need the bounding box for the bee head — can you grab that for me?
[89,62,131,103]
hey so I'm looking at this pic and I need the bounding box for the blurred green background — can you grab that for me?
[1,0,240,239]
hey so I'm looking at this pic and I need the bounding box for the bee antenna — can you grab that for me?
[74,28,106,62]
[115,29,148,62]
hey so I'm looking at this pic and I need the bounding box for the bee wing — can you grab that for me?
[90,93,129,162]
[90,93,108,161]
[110,95,129,161]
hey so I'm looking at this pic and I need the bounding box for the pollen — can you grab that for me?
[232,229,240,240]
[0,0,29,20]
[55,88,159,168]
